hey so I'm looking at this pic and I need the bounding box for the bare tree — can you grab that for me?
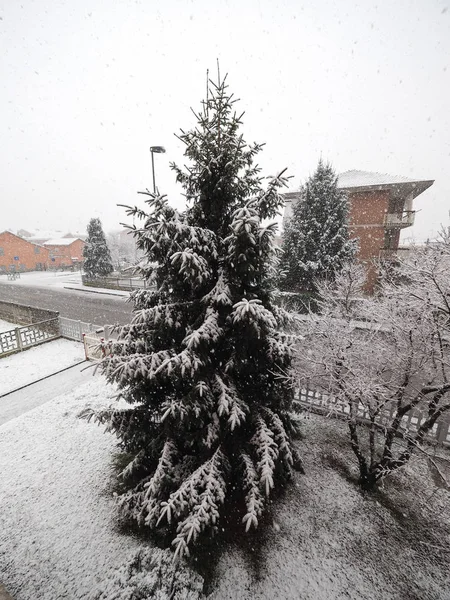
[301,242,450,490]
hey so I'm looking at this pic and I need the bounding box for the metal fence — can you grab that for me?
[81,275,152,291]
[59,316,118,342]
[58,316,118,360]
[82,333,110,360]
[0,315,120,360]
[59,317,100,342]
[0,318,60,357]
[296,385,450,446]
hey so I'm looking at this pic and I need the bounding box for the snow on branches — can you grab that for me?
[301,245,450,489]
[83,217,114,278]
[157,448,228,559]
[279,159,356,293]
[90,72,300,558]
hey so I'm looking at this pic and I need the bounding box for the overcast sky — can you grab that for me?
[1,0,449,242]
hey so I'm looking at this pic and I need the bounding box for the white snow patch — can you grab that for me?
[0,338,85,395]
[0,270,84,289]
[0,271,130,296]
[43,238,82,246]
[0,378,144,600]
[0,319,17,333]
[337,169,419,188]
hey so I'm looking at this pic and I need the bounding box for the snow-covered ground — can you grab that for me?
[0,270,84,289]
[0,338,85,396]
[0,271,130,297]
[0,319,17,333]
[0,379,144,600]
[1,377,449,599]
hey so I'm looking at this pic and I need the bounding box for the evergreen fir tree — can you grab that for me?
[279,160,356,292]
[83,218,114,277]
[88,74,302,558]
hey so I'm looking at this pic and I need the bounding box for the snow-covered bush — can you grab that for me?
[88,547,204,600]
[90,73,302,557]
[302,241,450,489]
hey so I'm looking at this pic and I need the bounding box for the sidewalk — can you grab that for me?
[63,283,129,297]
[0,338,85,398]
[0,361,95,426]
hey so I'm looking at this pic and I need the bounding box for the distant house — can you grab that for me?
[42,238,85,269]
[282,170,434,290]
[16,229,33,238]
[0,231,50,273]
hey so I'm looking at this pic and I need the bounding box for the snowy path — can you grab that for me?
[0,361,95,426]
[0,338,85,396]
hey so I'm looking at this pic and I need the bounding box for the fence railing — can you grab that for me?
[81,275,153,291]
[296,385,450,447]
[59,317,100,342]
[384,210,416,228]
[59,316,118,342]
[0,314,120,359]
[0,318,60,357]
[379,247,411,260]
[82,333,111,361]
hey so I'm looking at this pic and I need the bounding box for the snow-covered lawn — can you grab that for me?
[1,380,449,599]
[0,319,17,333]
[208,416,450,600]
[0,379,144,600]
[0,338,85,395]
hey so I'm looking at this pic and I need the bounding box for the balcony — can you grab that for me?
[379,247,411,260]
[384,211,415,229]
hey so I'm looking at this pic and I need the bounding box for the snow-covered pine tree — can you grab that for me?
[91,73,301,558]
[83,218,114,278]
[279,160,357,293]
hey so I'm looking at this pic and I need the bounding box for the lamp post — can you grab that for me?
[150,146,166,193]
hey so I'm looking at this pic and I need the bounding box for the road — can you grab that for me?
[0,282,133,325]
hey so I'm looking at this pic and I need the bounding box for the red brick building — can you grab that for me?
[0,231,50,273]
[283,170,434,290]
[42,238,85,269]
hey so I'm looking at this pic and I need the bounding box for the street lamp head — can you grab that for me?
[150,146,166,154]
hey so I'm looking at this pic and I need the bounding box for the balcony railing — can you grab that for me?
[384,211,415,228]
[379,247,411,260]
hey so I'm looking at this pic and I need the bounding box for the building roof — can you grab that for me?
[0,230,48,248]
[43,238,83,246]
[337,170,434,198]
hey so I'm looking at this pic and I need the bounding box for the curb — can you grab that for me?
[63,286,129,298]
[0,360,89,399]
[0,583,15,600]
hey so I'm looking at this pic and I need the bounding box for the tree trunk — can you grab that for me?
[358,469,379,491]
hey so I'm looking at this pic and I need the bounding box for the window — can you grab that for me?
[34,246,40,254]
[0,247,4,256]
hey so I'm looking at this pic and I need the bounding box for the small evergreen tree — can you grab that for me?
[83,218,114,278]
[279,160,356,293]
[89,73,302,558]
